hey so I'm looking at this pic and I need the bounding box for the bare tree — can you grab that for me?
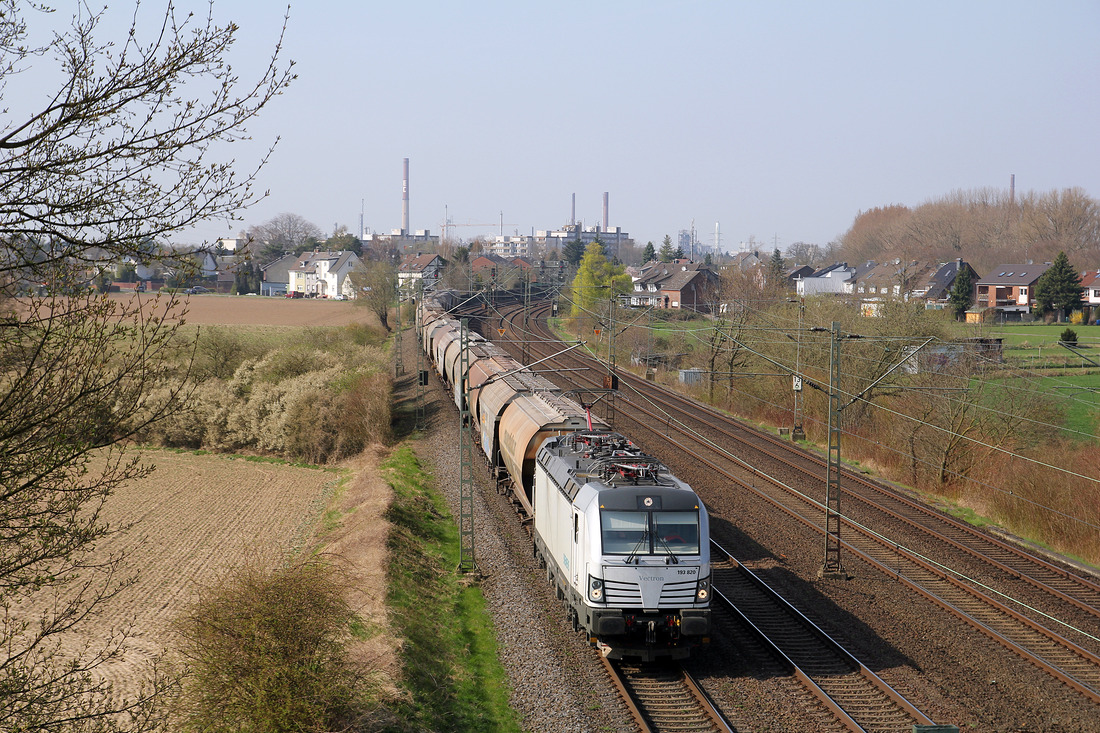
[248,213,323,263]
[0,1,293,729]
[349,259,397,331]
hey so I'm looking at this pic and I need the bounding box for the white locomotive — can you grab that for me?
[534,431,711,660]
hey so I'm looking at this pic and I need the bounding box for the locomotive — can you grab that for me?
[419,292,711,660]
[534,431,710,660]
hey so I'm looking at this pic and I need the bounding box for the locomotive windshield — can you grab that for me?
[601,509,700,555]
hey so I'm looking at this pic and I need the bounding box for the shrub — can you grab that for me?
[175,557,379,732]
[1060,327,1078,345]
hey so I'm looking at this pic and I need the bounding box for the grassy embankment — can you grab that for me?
[382,445,521,732]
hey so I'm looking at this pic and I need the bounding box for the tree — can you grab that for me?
[562,238,585,267]
[658,235,675,262]
[768,248,785,285]
[673,244,685,260]
[948,265,973,321]
[570,243,631,318]
[249,213,323,264]
[1033,251,1083,322]
[324,226,362,257]
[641,241,656,262]
[0,2,292,729]
[350,259,397,331]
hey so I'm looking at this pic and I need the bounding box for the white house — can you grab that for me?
[287,251,361,298]
[796,262,856,296]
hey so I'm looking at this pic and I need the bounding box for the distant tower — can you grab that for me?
[715,221,721,253]
[602,192,609,231]
[1010,173,1015,205]
[402,158,410,235]
[571,193,576,225]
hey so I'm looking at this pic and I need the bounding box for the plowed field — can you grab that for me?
[27,451,340,696]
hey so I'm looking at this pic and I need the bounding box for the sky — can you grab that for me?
[30,1,1100,252]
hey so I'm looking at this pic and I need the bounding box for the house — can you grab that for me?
[785,264,815,284]
[287,251,362,299]
[628,262,717,311]
[469,254,514,281]
[260,253,300,297]
[1081,270,1100,323]
[398,253,446,295]
[974,263,1052,320]
[728,250,764,272]
[920,259,980,310]
[796,262,856,297]
[213,255,253,294]
[851,260,940,315]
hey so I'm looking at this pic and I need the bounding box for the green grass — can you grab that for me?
[383,444,520,733]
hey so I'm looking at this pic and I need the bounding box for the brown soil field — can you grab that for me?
[112,292,373,327]
[21,448,397,702]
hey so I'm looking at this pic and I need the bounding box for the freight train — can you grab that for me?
[419,292,711,660]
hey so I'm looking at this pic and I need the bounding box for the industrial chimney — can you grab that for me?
[571,193,576,226]
[602,192,609,231]
[402,158,410,235]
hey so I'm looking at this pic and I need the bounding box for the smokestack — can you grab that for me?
[1010,173,1015,206]
[602,192,609,231]
[571,193,575,226]
[402,158,410,235]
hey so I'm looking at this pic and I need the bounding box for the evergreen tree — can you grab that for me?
[948,265,973,321]
[658,235,675,262]
[673,245,685,260]
[1033,251,1083,322]
[642,241,656,262]
[562,238,586,266]
[769,248,785,284]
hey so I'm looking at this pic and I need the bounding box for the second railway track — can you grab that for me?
[486,299,1100,710]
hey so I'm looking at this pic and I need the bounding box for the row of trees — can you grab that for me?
[838,188,1100,274]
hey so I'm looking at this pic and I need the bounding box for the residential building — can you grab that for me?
[287,251,362,298]
[795,262,856,297]
[629,262,718,312]
[398,253,447,295]
[851,260,937,300]
[920,259,979,310]
[974,263,1052,320]
[261,253,300,297]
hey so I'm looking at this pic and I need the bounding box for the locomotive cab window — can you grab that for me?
[601,511,648,554]
[655,511,700,554]
[600,509,699,556]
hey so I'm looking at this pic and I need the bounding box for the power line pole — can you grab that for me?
[394,277,404,377]
[792,298,806,440]
[820,321,848,579]
[415,279,426,431]
[458,317,477,574]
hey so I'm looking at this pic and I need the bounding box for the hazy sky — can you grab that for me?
[55,2,1100,251]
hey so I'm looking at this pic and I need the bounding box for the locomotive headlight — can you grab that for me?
[695,577,710,602]
[588,576,604,602]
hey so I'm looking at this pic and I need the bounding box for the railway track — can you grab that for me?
[710,541,934,732]
[486,300,1100,707]
[602,657,733,733]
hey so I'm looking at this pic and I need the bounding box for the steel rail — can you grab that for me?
[492,300,1100,705]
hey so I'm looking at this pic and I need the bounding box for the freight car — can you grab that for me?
[418,292,711,659]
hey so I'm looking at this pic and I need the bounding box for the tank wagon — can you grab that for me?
[418,292,711,659]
